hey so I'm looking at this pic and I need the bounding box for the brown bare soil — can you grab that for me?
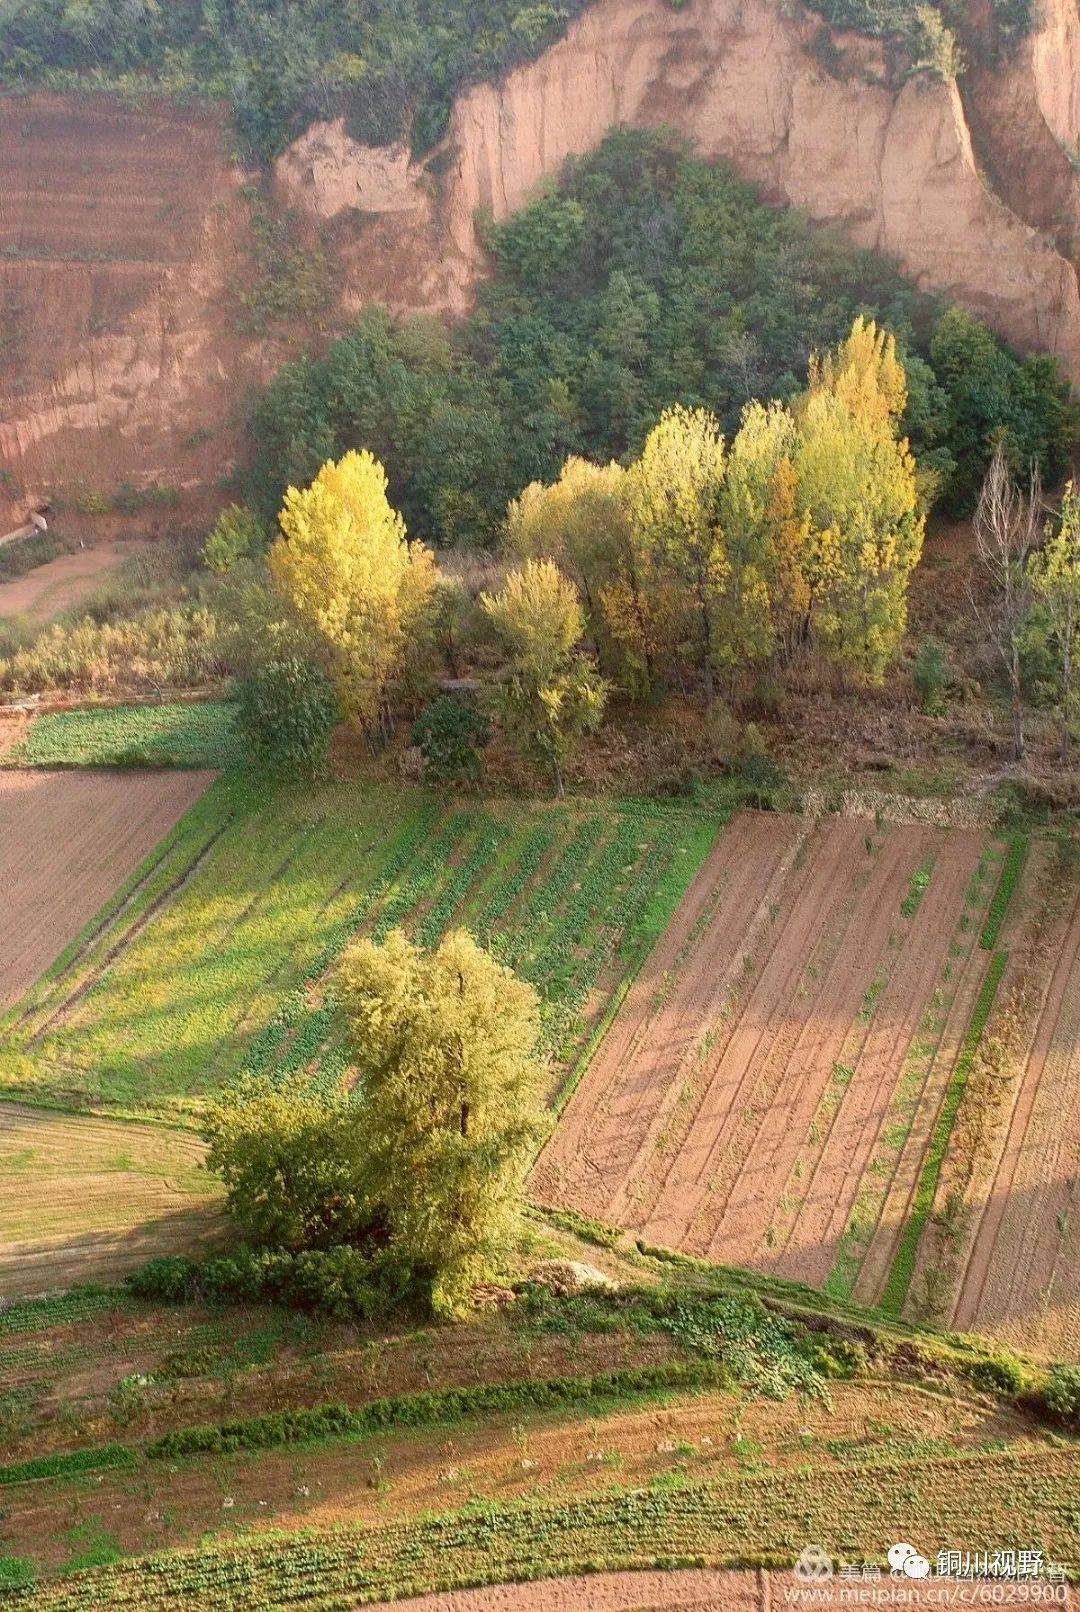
[0,536,146,622]
[0,766,212,1009]
[534,813,992,1296]
[949,854,1080,1357]
[0,1104,222,1297]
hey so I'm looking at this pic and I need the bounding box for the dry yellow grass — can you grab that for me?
[0,1103,222,1298]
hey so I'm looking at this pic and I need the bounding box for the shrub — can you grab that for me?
[125,1243,421,1322]
[1044,1364,1080,1424]
[913,637,949,713]
[233,656,338,777]
[203,504,264,574]
[967,1355,1025,1395]
[412,695,491,784]
[202,1076,371,1250]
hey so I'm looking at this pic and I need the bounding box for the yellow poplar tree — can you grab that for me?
[338,927,546,1316]
[718,400,803,667]
[794,319,924,682]
[627,405,728,702]
[1029,481,1080,758]
[269,449,436,731]
[482,558,608,794]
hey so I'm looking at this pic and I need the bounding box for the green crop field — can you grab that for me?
[4,702,237,771]
[0,775,723,1120]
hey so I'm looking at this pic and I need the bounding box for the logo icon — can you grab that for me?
[889,1543,931,1579]
[795,1545,834,1583]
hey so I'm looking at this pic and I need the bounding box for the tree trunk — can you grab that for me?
[699,580,714,706]
[1010,638,1025,761]
[1061,637,1072,763]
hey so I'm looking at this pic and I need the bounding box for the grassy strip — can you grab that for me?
[7,701,237,770]
[0,1445,136,1487]
[980,835,1028,950]
[879,950,1009,1316]
[147,1361,726,1461]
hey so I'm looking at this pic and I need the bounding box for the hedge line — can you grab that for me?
[0,1445,136,1487]
[980,835,1028,949]
[147,1361,727,1461]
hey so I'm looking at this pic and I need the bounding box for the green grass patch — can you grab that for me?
[879,950,1009,1315]
[8,702,236,770]
[980,835,1029,949]
[0,1445,136,1487]
[0,781,718,1116]
[900,857,934,919]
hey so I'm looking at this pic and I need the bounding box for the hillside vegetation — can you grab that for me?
[248,132,1072,546]
[0,0,1034,163]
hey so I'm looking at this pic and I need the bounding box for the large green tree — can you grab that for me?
[338,927,546,1315]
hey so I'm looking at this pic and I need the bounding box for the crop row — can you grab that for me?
[880,949,1010,1315]
[12,1447,1076,1609]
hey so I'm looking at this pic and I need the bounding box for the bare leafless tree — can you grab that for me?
[970,442,1040,762]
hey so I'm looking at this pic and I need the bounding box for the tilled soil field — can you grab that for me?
[948,850,1080,1357]
[0,767,213,1009]
[533,812,994,1301]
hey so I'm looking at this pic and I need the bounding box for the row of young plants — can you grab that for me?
[12,1445,1077,1610]
[979,834,1029,949]
[879,948,1011,1314]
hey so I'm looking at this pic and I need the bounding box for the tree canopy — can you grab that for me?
[247,133,1071,547]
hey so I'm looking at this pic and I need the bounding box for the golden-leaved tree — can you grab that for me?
[269,449,437,732]
[482,558,609,794]
[338,927,546,1316]
[794,317,924,682]
[626,404,728,702]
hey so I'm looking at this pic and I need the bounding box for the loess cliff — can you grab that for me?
[2,0,1080,513]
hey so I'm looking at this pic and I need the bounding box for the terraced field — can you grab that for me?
[0,775,722,1119]
[533,813,1023,1316]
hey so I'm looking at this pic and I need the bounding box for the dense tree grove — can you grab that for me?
[247,134,1072,546]
[0,0,590,158]
[0,0,1033,159]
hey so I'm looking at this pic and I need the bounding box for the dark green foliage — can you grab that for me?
[1044,1364,1080,1424]
[247,133,1071,547]
[412,695,491,783]
[0,1445,136,1488]
[234,656,337,777]
[913,638,949,713]
[146,1360,725,1460]
[125,1243,421,1321]
[661,1295,825,1400]
[929,308,1074,516]
[0,0,590,162]
[966,1355,1025,1396]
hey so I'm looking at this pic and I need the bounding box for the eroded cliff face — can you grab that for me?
[3,0,1080,514]
[280,0,1080,383]
[0,95,279,519]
